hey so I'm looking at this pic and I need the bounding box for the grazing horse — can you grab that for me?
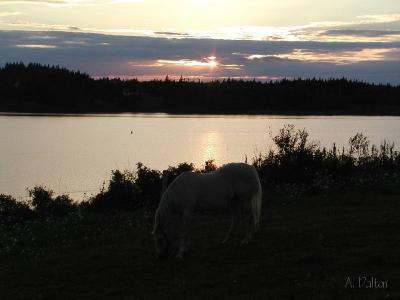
[152,162,262,258]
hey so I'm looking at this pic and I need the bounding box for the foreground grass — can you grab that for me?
[1,190,399,300]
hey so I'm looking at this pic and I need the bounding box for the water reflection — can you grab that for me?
[200,131,220,162]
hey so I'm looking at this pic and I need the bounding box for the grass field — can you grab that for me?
[1,189,399,300]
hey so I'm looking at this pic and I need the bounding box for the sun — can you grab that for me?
[209,60,218,68]
[207,56,218,68]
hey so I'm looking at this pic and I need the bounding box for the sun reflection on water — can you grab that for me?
[200,131,221,163]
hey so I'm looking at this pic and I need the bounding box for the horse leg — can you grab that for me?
[222,215,234,244]
[176,210,192,259]
[240,217,254,245]
[222,201,240,244]
[240,202,254,245]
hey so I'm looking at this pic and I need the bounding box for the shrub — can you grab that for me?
[0,194,33,224]
[51,195,76,217]
[272,124,318,157]
[165,162,195,179]
[136,162,162,207]
[28,186,76,217]
[28,186,53,215]
[253,124,400,193]
[349,132,369,159]
[88,170,141,211]
[255,125,321,184]
[202,159,218,173]
[162,162,195,188]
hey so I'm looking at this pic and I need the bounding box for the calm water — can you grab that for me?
[1,113,399,200]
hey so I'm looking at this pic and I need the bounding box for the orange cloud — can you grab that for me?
[245,48,400,65]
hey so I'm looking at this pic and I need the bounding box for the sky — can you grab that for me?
[0,0,400,83]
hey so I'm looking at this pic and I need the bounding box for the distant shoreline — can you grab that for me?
[2,63,400,116]
[2,109,400,117]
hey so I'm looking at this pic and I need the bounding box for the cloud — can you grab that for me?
[242,48,400,65]
[109,0,143,3]
[1,12,400,43]
[0,30,399,84]
[322,29,400,38]
[134,56,243,70]
[3,20,81,31]
[153,31,190,38]
[356,14,400,24]
[0,0,143,6]
[0,0,66,5]
[293,14,400,42]
[182,14,400,42]
[0,11,25,17]
[15,43,57,48]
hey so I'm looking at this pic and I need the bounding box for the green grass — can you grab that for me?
[1,190,400,300]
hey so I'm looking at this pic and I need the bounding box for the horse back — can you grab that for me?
[163,163,260,212]
[218,163,260,196]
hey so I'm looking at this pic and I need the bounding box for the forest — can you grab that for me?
[1,62,400,114]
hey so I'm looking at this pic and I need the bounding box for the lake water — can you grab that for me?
[1,113,399,201]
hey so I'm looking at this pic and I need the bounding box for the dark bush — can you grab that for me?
[88,170,141,211]
[0,194,33,224]
[136,163,162,208]
[161,162,196,194]
[165,162,195,179]
[202,159,218,173]
[254,125,321,185]
[28,186,53,215]
[253,125,400,194]
[28,186,76,217]
[51,195,76,217]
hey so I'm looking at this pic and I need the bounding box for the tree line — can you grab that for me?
[1,62,399,114]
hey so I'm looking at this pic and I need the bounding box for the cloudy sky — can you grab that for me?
[0,0,400,83]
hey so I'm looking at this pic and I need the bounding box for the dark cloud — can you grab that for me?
[0,30,399,84]
[153,31,190,37]
[67,26,81,30]
[322,29,400,37]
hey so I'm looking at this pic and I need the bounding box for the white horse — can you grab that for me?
[152,162,262,258]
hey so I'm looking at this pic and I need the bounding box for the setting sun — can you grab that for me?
[207,56,218,68]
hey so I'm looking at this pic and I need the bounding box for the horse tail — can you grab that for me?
[251,175,262,232]
[152,208,160,235]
